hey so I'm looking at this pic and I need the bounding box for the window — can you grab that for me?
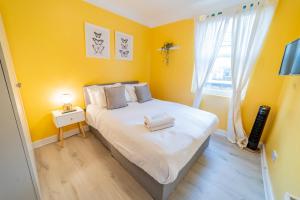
[204,21,232,96]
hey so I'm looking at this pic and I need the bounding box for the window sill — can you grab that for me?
[203,88,232,98]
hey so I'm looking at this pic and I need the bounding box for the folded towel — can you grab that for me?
[144,113,175,131]
[144,113,175,128]
[146,121,175,132]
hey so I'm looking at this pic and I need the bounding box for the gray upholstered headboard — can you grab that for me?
[83,81,139,106]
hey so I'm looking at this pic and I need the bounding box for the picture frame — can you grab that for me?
[115,31,133,61]
[85,22,110,59]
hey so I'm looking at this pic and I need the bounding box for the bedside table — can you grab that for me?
[52,106,86,147]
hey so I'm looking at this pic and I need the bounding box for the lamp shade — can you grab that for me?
[61,93,72,104]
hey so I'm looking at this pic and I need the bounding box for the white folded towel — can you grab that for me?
[147,121,175,132]
[144,113,175,131]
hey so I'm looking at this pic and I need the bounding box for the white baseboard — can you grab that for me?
[215,129,227,137]
[261,144,274,200]
[32,125,89,149]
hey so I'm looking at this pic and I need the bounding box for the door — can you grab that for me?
[0,60,37,200]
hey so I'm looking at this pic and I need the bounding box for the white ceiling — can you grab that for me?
[85,0,246,27]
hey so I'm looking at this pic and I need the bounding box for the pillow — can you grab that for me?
[86,86,105,107]
[135,84,152,103]
[124,88,132,102]
[125,83,146,102]
[104,85,128,109]
[87,83,121,108]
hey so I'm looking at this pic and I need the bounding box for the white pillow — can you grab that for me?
[124,83,146,102]
[87,85,103,106]
[125,89,131,102]
[87,83,121,107]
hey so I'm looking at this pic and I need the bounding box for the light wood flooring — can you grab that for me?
[35,132,265,200]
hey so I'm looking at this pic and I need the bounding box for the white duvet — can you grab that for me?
[86,99,218,184]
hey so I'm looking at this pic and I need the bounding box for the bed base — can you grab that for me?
[89,126,210,200]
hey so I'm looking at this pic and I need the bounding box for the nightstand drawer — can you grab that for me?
[54,111,85,128]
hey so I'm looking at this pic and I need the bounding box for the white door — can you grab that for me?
[0,60,38,200]
[0,15,40,199]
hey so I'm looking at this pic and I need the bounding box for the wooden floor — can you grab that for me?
[35,132,265,200]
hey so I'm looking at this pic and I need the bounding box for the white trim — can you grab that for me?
[32,125,89,149]
[214,129,227,137]
[203,88,232,98]
[261,144,275,200]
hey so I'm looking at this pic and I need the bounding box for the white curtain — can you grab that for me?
[227,1,277,148]
[192,15,229,108]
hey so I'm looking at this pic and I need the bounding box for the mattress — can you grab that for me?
[86,99,218,184]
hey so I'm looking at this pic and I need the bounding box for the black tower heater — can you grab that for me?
[247,105,271,150]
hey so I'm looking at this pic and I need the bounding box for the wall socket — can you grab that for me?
[272,150,278,161]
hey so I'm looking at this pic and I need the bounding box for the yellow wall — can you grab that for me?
[263,1,300,199]
[242,0,300,141]
[0,0,151,141]
[267,78,300,199]
[150,19,194,105]
[150,19,229,130]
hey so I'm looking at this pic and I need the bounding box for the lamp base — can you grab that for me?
[62,103,75,114]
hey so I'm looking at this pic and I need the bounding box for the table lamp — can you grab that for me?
[61,93,75,113]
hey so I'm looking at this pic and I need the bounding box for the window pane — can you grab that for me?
[205,21,232,94]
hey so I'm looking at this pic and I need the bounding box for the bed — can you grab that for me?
[83,81,219,200]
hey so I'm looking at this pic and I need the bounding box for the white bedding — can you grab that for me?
[86,99,218,184]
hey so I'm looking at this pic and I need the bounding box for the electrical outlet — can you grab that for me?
[272,150,278,161]
[284,192,300,200]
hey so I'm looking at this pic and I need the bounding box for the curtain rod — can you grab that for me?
[197,0,277,20]
[205,1,260,18]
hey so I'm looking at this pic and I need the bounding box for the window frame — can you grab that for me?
[203,87,232,97]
